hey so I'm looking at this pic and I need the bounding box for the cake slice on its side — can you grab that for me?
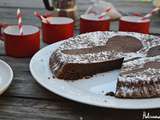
[115,56,160,98]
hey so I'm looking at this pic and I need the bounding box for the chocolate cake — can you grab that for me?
[147,45,160,57]
[49,31,160,98]
[115,56,160,98]
[49,31,152,80]
[137,40,160,56]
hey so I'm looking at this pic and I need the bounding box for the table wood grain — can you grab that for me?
[0,1,159,120]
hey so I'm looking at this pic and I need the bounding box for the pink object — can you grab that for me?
[85,1,122,20]
[34,11,50,24]
[0,24,40,58]
[131,12,142,17]
[42,17,74,44]
[119,16,150,34]
[98,7,112,19]
[142,7,159,20]
[17,9,23,35]
[80,14,110,34]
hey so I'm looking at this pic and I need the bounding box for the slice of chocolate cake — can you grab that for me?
[50,49,124,80]
[49,31,154,80]
[115,56,160,98]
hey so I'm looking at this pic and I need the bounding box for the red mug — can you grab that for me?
[119,16,150,34]
[42,17,74,44]
[80,14,110,34]
[0,24,40,58]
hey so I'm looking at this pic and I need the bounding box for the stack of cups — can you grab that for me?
[119,16,150,34]
[0,25,40,58]
[0,9,40,58]
[42,17,74,44]
[80,14,110,34]
[119,8,160,34]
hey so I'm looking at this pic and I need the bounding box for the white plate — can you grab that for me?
[0,59,13,95]
[30,41,160,109]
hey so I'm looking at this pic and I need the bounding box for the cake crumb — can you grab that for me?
[105,91,115,96]
[83,75,92,79]
[40,59,44,62]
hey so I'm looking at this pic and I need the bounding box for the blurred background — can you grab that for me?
[0,0,159,32]
[0,0,154,9]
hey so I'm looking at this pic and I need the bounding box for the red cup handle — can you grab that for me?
[0,23,8,41]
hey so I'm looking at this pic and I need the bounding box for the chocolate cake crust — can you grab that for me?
[53,58,123,80]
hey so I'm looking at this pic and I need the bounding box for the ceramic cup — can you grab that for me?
[80,14,110,34]
[0,24,40,58]
[42,17,74,44]
[119,16,150,34]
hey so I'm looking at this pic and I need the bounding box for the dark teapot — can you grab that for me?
[43,0,77,19]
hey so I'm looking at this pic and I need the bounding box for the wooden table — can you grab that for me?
[0,1,159,119]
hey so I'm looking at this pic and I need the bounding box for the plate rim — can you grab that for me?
[0,59,13,94]
[30,32,160,110]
